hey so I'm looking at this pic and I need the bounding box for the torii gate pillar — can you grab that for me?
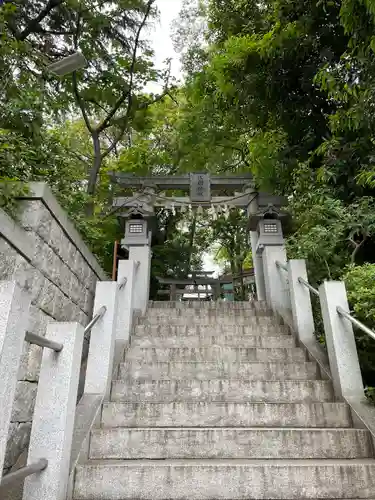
[121,216,153,315]
[245,186,266,302]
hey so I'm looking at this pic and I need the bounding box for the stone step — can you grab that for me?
[130,334,296,349]
[145,309,271,318]
[148,301,268,311]
[125,347,306,363]
[119,361,318,381]
[134,324,290,336]
[89,428,372,460]
[111,379,334,403]
[140,316,280,326]
[74,459,375,499]
[101,402,352,428]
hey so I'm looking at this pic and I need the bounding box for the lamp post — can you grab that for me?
[38,52,86,112]
[46,52,87,76]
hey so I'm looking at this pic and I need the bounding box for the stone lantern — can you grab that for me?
[255,207,285,256]
[121,211,152,249]
[119,187,156,250]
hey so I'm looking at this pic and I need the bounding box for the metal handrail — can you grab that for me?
[0,459,48,489]
[298,277,319,297]
[337,306,375,341]
[118,277,127,290]
[276,261,288,272]
[84,305,107,335]
[25,332,63,352]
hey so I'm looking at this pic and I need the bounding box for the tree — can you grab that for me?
[68,0,172,207]
[1,0,175,214]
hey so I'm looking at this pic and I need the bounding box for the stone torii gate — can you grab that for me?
[110,172,288,306]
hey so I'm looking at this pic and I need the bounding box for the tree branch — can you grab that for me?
[349,234,368,264]
[18,0,64,41]
[72,72,93,133]
[167,91,179,106]
[137,88,171,110]
[39,29,75,35]
[100,122,128,160]
[103,131,119,157]
[87,98,110,115]
[97,0,155,132]
[71,8,93,133]
[101,89,170,160]
[64,147,92,164]
[73,8,82,50]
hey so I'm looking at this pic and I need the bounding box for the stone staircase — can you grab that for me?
[73,301,375,499]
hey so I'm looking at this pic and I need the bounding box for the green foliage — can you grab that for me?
[149,210,207,299]
[210,210,251,274]
[169,0,375,388]
[365,386,375,404]
[0,180,29,218]
[0,0,172,213]
[344,264,375,386]
[0,0,172,271]
[0,118,120,272]
[115,96,183,174]
[344,264,375,327]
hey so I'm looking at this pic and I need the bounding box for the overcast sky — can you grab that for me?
[147,0,183,90]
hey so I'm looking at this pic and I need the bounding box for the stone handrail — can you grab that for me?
[336,306,375,342]
[118,277,128,290]
[0,300,110,493]
[272,258,375,443]
[275,260,288,272]
[297,276,319,296]
[0,301,58,491]
[83,305,107,335]
[0,283,86,498]
[24,332,64,352]
[0,459,48,490]
[0,254,146,500]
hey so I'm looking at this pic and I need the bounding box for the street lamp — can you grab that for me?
[46,52,87,76]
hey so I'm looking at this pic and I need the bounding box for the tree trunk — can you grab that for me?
[350,235,367,265]
[238,263,246,300]
[185,213,197,275]
[86,131,101,216]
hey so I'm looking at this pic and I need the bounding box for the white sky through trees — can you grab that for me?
[148,0,183,91]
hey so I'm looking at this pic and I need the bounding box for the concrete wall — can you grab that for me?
[0,183,106,483]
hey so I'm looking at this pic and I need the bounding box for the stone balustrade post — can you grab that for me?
[84,281,118,400]
[319,281,364,400]
[116,260,137,343]
[129,246,151,314]
[288,260,315,346]
[23,322,84,500]
[0,281,30,473]
[261,245,288,314]
[250,231,266,301]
